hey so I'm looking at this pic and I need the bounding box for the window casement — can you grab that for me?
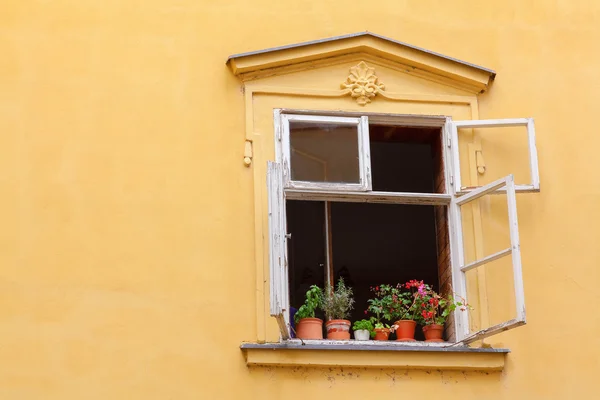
[280,114,372,191]
[268,110,539,346]
[450,175,526,344]
[449,118,539,194]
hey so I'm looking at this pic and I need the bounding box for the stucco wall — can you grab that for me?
[1,1,598,398]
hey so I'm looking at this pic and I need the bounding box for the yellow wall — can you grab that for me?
[1,1,599,398]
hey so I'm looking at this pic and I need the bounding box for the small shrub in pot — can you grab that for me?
[322,278,355,340]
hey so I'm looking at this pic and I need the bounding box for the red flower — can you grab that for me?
[364,310,368,315]
[375,286,379,291]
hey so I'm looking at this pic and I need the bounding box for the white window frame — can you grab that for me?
[281,113,372,191]
[450,175,526,344]
[269,110,536,345]
[449,118,539,194]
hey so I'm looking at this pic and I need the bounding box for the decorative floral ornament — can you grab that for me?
[340,61,385,106]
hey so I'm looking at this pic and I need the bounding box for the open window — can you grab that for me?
[451,175,526,344]
[449,118,539,194]
[268,112,537,345]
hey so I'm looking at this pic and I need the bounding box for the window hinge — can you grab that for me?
[450,175,454,185]
[285,233,292,239]
[276,127,282,142]
[447,136,451,148]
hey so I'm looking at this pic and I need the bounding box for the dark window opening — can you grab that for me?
[369,124,441,193]
[287,200,326,314]
[287,125,454,341]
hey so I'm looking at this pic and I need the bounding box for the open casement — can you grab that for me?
[281,114,371,191]
[452,175,526,345]
[449,118,539,194]
[267,161,290,340]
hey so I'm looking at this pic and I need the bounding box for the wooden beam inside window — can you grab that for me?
[285,190,451,205]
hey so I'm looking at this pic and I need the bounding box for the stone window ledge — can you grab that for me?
[241,340,509,371]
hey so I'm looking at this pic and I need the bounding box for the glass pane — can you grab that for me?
[456,125,531,189]
[290,121,360,184]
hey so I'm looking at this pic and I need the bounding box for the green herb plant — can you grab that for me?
[294,285,323,324]
[352,319,375,338]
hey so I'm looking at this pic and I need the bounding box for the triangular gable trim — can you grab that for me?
[227,32,495,93]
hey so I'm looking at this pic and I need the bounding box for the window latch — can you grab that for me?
[285,233,292,239]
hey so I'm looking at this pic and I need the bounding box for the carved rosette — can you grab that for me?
[340,61,385,106]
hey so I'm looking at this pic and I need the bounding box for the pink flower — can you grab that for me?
[417,284,426,297]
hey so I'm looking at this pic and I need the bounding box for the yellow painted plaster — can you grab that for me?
[1,1,599,399]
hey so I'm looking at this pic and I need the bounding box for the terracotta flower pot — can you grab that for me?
[374,328,390,341]
[296,318,323,339]
[423,324,444,342]
[394,320,416,341]
[326,319,351,340]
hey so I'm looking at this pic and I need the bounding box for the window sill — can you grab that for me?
[240,340,509,371]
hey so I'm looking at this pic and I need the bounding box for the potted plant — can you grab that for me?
[417,285,470,342]
[352,319,374,341]
[322,278,355,340]
[373,321,391,340]
[293,285,324,340]
[389,280,428,342]
[366,286,394,341]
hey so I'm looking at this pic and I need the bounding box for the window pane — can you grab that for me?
[290,121,360,184]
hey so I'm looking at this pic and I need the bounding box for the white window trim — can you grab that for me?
[269,110,535,346]
[280,113,372,191]
[450,118,540,194]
